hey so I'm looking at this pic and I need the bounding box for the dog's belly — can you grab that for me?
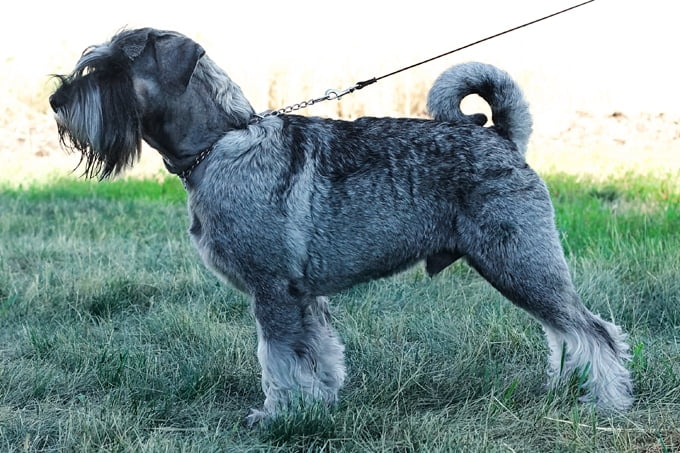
[304,211,454,294]
[310,255,423,295]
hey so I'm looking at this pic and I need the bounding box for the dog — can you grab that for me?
[50,28,633,423]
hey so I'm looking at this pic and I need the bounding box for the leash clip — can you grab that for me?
[324,85,358,101]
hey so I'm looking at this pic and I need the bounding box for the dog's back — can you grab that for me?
[271,115,527,293]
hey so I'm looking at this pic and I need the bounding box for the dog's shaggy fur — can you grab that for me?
[50,28,633,423]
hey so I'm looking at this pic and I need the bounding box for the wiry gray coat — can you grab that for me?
[49,29,633,423]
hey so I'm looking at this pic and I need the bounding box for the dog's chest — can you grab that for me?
[187,205,251,292]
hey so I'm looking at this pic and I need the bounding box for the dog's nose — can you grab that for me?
[49,93,62,112]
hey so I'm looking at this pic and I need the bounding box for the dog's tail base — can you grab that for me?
[427,62,533,155]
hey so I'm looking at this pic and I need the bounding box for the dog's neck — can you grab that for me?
[142,115,238,188]
[173,143,215,188]
[150,136,214,189]
[158,110,267,188]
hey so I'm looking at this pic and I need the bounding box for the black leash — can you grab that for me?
[253,0,595,120]
[354,0,595,91]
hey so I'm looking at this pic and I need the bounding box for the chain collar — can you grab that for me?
[179,82,363,177]
[178,144,215,182]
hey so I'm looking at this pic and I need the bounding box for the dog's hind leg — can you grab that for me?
[459,191,633,412]
[247,287,346,425]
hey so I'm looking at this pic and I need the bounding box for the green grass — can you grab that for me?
[1,173,679,452]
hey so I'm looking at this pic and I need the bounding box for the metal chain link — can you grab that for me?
[253,85,360,122]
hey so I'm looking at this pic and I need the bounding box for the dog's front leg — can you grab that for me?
[247,288,346,425]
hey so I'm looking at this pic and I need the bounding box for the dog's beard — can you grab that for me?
[53,71,142,179]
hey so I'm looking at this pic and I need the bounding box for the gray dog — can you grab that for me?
[50,28,633,423]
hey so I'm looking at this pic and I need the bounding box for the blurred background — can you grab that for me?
[2,0,678,182]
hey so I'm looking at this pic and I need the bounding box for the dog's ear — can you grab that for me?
[119,28,152,60]
[152,32,206,94]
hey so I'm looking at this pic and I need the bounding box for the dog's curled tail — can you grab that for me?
[427,62,532,155]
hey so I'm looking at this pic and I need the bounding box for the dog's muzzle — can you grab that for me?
[49,91,64,113]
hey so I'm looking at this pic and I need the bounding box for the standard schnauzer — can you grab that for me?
[50,28,633,423]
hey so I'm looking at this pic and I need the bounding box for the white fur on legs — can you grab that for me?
[543,314,633,412]
[247,296,346,425]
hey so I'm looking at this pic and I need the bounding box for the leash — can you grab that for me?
[253,0,595,121]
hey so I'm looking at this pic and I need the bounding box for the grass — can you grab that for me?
[0,172,679,452]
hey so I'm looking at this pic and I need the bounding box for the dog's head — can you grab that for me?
[50,28,208,178]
